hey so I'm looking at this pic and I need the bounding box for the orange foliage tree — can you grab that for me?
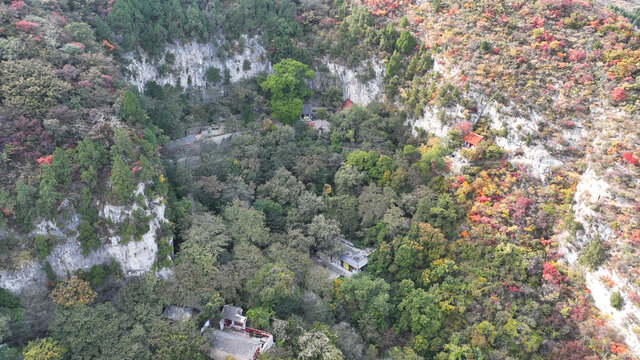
[50,278,97,307]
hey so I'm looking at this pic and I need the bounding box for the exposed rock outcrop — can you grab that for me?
[0,183,171,295]
[125,35,272,91]
[309,59,385,106]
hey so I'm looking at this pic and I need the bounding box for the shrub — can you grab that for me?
[243,59,251,71]
[44,261,56,281]
[34,235,53,259]
[86,265,107,288]
[578,238,607,270]
[610,291,624,310]
[479,40,491,53]
[0,288,20,308]
[165,52,175,64]
[611,87,627,103]
[206,67,221,83]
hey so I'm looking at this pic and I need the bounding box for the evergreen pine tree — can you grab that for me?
[122,90,148,125]
[36,165,61,220]
[51,148,72,186]
[15,181,36,232]
[110,156,135,203]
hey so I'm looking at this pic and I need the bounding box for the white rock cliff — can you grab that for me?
[0,183,171,295]
[125,36,272,91]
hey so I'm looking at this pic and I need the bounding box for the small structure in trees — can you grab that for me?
[201,305,274,360]
[341,99,354,111]
[300,103,313,120]
[219,305,247,331]
[462,132,484,148]
[318,239,373,277]
[457,121,484,148]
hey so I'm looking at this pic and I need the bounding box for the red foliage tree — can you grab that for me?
[103,40,115,52]
[611,87,627,102]
[621,152,638,165]
[10,1,24,10]
[610,341,627,355]
[542,262,567,285]
[36,154,53,165]
[15,20,38,32]
[456,120,472,135]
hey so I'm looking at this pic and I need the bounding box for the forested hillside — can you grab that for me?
[0,0,639,359]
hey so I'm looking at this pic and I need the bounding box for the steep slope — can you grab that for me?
[0,1,172,296]
[386,0,640,354]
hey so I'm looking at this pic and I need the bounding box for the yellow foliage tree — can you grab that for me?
[50,277,97,307]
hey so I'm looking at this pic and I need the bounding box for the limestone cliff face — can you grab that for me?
[309,58,385,106]
[409,59,571,181]
[124,36,272,91]
[0,183,171,295]
[127,36,385,107]
[566,168,640,355]
[409,55,640,356]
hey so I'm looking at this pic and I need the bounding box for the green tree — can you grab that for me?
[0,288,26,344]
[222,200,270,247]
[257,167,306,207]
[413,193,462,239]
[247,262,299,315]
[36,165,61,220]
[149,320,207,360]
[357,184,397,228]
[306,215,343,255]
[206,67,221,83]
[180,212,231,265]
[382,223,447,283]
[74,138,107,188]
[122,90,148,125]
[15,181,36,231]
[385,51,403,78]
[34,234,53,259]
[336,274,391,334]
[334,165,366,194]
[63,22,96,45]
[51,148,72,186]
[396,287,443,354]
[396,30,416,54]
[320,86,344,109]
[110,128,134,160]
[137,155,155,183]
[246,307,274,329]
[78,193,100,255]
[110,156,135,203]
[296,329,344,360]
[379,22,399,53]
[50,303,152,359]
[260,59,314,124]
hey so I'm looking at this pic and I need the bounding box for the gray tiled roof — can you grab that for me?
[301,103,313,115]
[339,239,373,269]
[206,329,261,360]
[221,305,247,324]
